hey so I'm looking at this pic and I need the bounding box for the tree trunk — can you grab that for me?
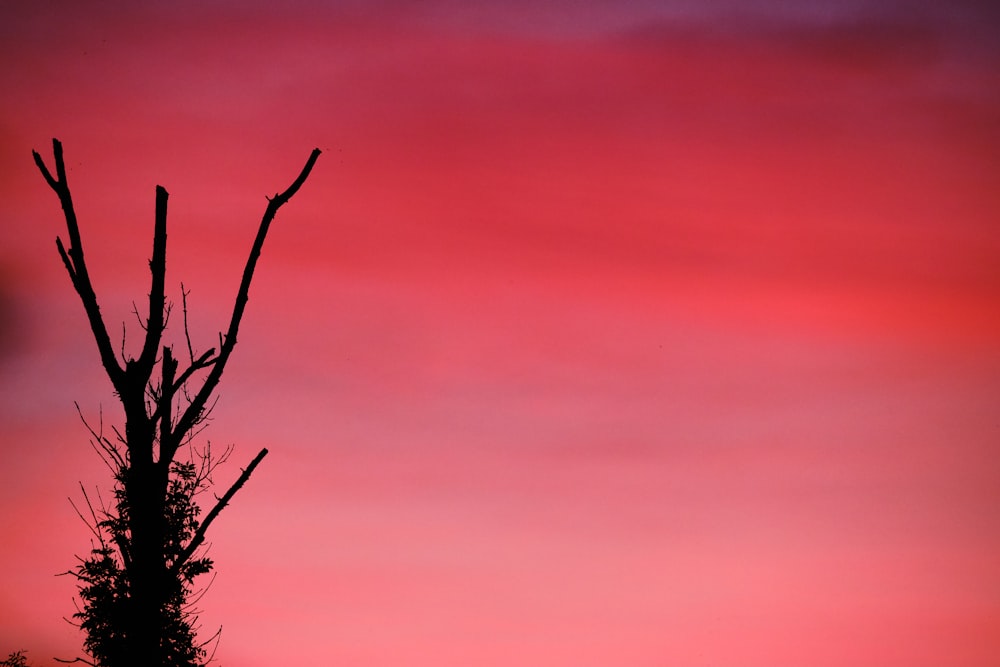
[125,418,170,666]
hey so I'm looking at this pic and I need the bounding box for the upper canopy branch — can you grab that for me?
[133,186,169,381]
[33,139,126,391]
[167,148,321,452]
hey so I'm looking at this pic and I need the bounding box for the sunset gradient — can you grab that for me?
[1,1,999,665]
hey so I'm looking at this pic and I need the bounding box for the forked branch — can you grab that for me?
[33,139,125,391]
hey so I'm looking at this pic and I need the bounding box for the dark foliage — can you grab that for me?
[1,651,29,667]
[72,462,213,666]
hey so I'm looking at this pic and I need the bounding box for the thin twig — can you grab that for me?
[181,282,195,364]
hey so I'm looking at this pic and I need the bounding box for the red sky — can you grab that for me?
[1,1,999,665]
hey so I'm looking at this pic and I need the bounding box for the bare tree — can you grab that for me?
[33,139,320,667]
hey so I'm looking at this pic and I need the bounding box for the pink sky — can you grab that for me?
[1,1,999,665]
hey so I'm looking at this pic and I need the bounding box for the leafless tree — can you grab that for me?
[33,139,320,667]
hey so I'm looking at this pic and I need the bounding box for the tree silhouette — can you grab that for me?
[33,139,320,667]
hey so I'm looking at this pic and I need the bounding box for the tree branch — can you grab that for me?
[181,283,195,363]
[134,186,169,377]
[157,346,178,464]
[169,148,320,449]
[170,349,217,395]
[75,402,126,473]
[171,447,269,575]
[33,139,126,390]
[54,656,98,666]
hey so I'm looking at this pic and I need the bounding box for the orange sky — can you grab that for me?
[1,2,999,665]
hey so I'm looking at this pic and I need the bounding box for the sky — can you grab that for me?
[1,0,999,665]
